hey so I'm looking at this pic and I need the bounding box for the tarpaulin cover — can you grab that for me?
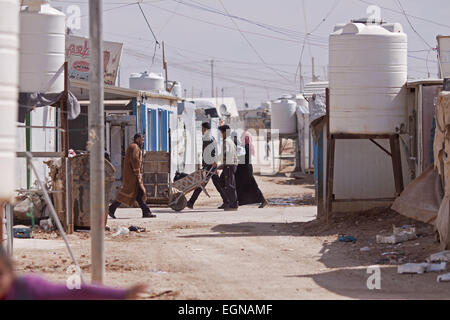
[18,91,80,123]
[391,165,443,225]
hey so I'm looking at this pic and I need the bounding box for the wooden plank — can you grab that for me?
[325,136,335,223]
[390,134,404,196]
[16,152,65,158]
[332,133,394,139]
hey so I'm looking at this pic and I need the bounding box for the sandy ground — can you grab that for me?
[10,173,450,299]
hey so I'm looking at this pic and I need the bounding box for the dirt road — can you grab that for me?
[11,174,450,299]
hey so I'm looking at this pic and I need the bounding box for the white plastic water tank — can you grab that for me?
[271,98,297,134]
[293,94,309,114]
[261,101,271,109]
[129,71,165,92]
[0,0,19,202]
[19,0,66,93]
[329,19,408,134]
[169,81,182,97]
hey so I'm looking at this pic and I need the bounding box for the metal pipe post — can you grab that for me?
[89,0,105,283]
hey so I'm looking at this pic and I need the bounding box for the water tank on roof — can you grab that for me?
[19,0,66,93]
[293,94,309,114]
[168,81,182,97]
[271,98,297,134]
[129,71,165,92]
[329,18,408,134]
[0,0,19,202]
[261,101,271,110]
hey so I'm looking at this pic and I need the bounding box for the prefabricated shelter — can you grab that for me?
[406,79,443,176]
[176,100,200,174]
[69,79,180,204]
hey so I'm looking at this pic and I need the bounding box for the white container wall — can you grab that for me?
[19,0,66,93]
[0,0,19,202]
[129,71,165,92]
[294,95,311,171]
[270,99,297,135]
[329,20,408,134]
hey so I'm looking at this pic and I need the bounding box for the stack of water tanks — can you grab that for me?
[0,0,20,202]
[19,0,66,93]
[129,71,165,92]
[270,98,297,135]
[329,19,408,134]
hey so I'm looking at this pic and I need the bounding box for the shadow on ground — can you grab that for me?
[180,206,450,298]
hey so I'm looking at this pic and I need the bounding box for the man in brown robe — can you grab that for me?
[108,133,156,219]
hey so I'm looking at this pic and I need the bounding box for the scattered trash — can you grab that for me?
[437,273,450,283]
[398,263,428,274]
[129,226,146,233]
[266,195,314,206]
[427,262,447,272]
[39,218,53,232]
[428,251,450,263]
[338,235,356,242]
[360,246,370,252]
[376,225,417,244]
[382,252,400,256]
[151,269,168,274]
[112,226,129,237]
[398,262,447,274]
[13,225,31,239]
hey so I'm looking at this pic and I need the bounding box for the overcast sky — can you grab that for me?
[53,0,450,108]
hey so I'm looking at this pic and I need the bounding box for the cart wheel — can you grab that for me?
[169,192,187,212]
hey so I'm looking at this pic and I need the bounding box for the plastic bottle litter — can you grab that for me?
[376,225,417,244]
[112,226,130,237]
[437,273,450,283]
[428,251,450,263]
[398,263,428,274]
[360,246,370,252]
[398,262,447,274]
[39,218,53,232]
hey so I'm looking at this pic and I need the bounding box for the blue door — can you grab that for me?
[150,108,158,151]
[160,109,168,151]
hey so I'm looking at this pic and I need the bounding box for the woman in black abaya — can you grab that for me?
[234,131,268,208]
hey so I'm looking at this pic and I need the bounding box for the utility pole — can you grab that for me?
[162,41,169,91]
[299,63,304,92]
[89,0,105,284]
[210,59,214,97]
[312,57,319,82]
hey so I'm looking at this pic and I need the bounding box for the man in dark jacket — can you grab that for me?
[186,122,218,209]
[211,125,239,211]
[108,133,155,219]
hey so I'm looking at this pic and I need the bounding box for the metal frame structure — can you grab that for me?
[324,88,405,222]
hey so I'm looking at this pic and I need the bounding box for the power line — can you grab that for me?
[356,0,450,31]
[394,0,433,49]
[172,0,328,43]
[216,0,293,84]
[143,1,328,47]
[137,2,159,45]
[295,0,340,89]
[308,0,340,35]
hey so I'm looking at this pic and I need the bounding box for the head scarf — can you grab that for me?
[241,130,255,156]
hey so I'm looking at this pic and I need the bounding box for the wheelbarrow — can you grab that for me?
[168,167,217,211]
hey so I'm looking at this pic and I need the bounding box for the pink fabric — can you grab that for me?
[241,131,255,156]
[3,275,128,300]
